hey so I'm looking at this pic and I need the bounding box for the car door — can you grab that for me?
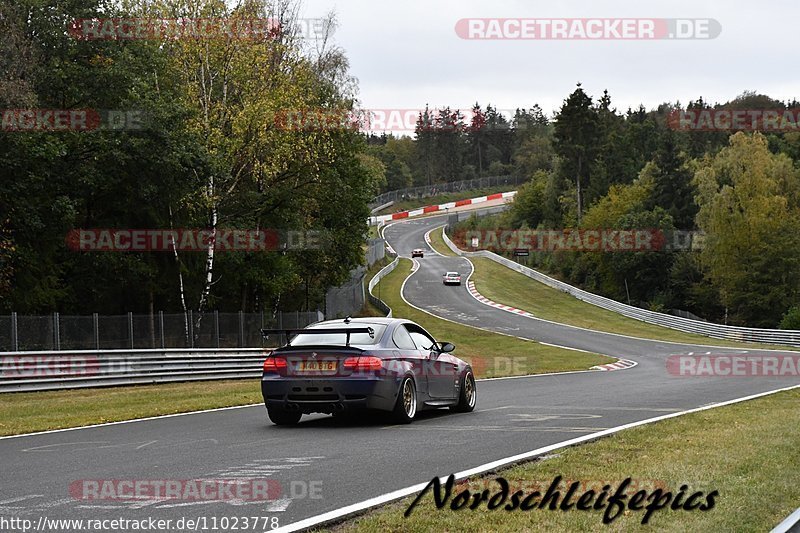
[407,325,457,399]
[392,324,428,394]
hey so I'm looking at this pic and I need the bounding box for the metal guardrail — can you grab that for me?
[441,230,800,348]
[367,257,400,318]
[0,348,268,393]
[370,201,394,214]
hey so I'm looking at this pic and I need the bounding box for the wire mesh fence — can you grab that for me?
[369,175,525,209]
[366,238,386,267]
[0,310,324,352]
[325,266,367,319]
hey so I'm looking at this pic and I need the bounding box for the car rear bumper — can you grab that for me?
[261,376,400,414]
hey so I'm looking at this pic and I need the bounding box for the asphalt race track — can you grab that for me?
[2,212,799,531]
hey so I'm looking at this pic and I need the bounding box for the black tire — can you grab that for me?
[267,407,302,426]
[392,376,417,424]
[451,370,476,412]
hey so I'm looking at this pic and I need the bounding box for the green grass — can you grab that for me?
[0,379,262,436]
[376,186,517,215]
[374,258,612,377]
[427,226,457,257]
[426,229,797,351]
[326,386,800,532]
[469,257,798,350]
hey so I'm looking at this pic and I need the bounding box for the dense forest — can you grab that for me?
[0,0,380,318]
[373,88,800,328]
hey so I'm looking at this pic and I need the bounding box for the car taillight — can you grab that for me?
[342,356,383,371]
[263,356,288,373]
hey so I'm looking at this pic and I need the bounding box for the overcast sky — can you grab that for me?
[298,0,798,123]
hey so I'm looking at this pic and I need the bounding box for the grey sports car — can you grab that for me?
[260,317,476,425]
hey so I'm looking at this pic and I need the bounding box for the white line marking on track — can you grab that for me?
[0,495,43,505]
[272,382,800,532]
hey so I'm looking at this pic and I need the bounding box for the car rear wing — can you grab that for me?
[260,327,375,347]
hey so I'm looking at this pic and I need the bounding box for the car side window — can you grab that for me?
[392,325,417,350]
[409,332,434,351]
[406,325,436,351]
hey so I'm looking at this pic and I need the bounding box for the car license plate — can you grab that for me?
[298,360,337,373]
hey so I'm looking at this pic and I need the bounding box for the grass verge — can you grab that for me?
[427,226,456,257]
[375,258,612,377]
[425,230,797,351]
[376,186,517,215]
[327,386,800,532]
[0,379,262,437]
[469,257,798,351]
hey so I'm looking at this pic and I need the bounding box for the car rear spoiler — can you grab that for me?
[260,327,375,347]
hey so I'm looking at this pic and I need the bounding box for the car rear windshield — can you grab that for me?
[288,324,387,346]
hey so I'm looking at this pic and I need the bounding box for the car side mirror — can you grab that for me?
[438,342,455,353]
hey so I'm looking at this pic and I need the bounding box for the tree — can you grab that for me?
[506,171,548,228]
[694,132,800,327]
[414,106,436,185]
[0,0,375,322]
[647,128,697,229]
[553,84,599,222]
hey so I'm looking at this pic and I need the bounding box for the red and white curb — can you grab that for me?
[466,281,636,372]
[371,190,517,224]
[467,280,538,319]
[423,227,445,257]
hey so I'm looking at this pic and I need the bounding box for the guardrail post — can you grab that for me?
[238,311,244,348]
[93,313,99,350]
[188,310,194,348]
[128,312,134,349]
[214,310,220,348]
[11,312,18,351]
[159,311,165,348]
[53,312,60,350]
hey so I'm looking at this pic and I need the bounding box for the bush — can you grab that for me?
[779,306,800,330]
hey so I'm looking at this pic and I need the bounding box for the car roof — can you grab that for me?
[308,317,403,327]
[445,271,459,275]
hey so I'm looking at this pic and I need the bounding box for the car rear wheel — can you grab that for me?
[451,370,476,412]
[392,376,417,423]
[267,407,302,426]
